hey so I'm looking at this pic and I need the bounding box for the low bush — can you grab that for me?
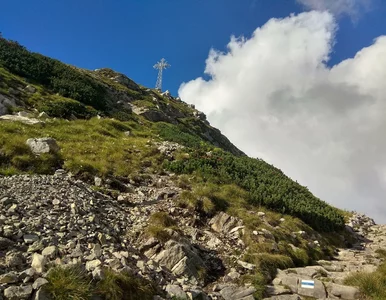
[35,96,98,119]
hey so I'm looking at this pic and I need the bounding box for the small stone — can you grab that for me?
[98,233,107,245]
[52,199,60,206]
[25,85,37,93]
[24,234,39,244]
[166,284,187,300]
[42,246,57,258]
[92,244,102,258]
[28,241,45,253]
[237,260,256,270]
[6,251,24,267]
[8,203,18,213]
[31,253,46,273]
[94,177,102,187]
[33,288,52,300]
[0,272,19,284]
[4,285,33,299]
[33,278,49,290]
[86,259,102,271]
[280,218,285,222]
[38,112,49,119]
[92,267,105,280]
[257,212,266,217]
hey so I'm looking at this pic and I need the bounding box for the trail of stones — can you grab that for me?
[264,215,385,299]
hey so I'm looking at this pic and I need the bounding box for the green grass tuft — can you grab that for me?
[95,268,155,300]
[44,265,92,300]
[146,212,178,242]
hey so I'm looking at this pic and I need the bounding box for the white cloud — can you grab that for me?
[297,0,372,19]
[178,11,386,222]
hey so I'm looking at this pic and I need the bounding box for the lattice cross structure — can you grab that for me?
[153,58,170,91]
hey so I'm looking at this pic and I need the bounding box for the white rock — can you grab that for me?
[94,177,102,187]
[26,137,60,155]
[237,260,256,270]
[42,246,57,258]
[32,253,46,273]
[86,259,102,271]
[0,114,43,125]
[32,277,49,290]
[25,85,37,93]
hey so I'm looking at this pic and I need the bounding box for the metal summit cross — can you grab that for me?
[153,58,170,91]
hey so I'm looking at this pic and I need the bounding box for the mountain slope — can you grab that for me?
[0,37,364,300]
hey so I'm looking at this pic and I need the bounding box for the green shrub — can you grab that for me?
[36,97,98,119]
[44,265,92,300]
[110,111,133,122]
[95,269,155,300]
[155,122,207,149]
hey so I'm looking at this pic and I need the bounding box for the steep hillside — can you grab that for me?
[0,37,371,300]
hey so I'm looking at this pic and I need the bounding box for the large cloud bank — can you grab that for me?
[178,11,386,222]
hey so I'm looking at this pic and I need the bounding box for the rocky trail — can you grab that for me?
[0,171,385,299]
[265,216,386,300]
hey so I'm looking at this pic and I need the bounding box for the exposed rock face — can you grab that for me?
[0,94,16,116]
[0,115,43,125]
[26,138,60,155]
[210,212,243,234]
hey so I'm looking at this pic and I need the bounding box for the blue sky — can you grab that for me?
[1,0,385,95]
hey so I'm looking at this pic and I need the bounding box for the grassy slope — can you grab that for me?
[0,37,356,298]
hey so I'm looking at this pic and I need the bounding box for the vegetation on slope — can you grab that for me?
[165,148,345,232]
[0,37,108,110]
